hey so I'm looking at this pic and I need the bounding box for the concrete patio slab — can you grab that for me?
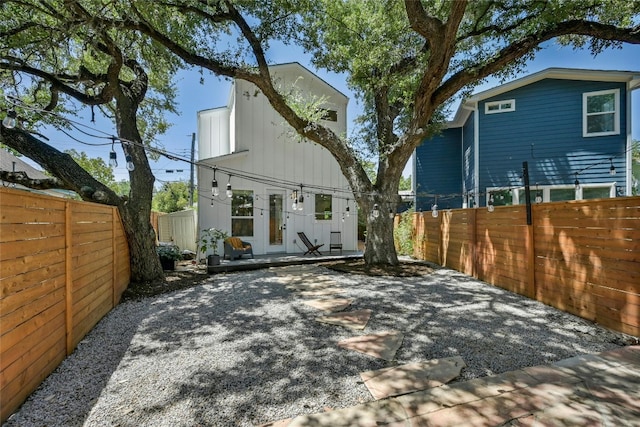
[360,356,466,400]
[337,330,404,361]
[316,309,372,330]
[303,298,353,312]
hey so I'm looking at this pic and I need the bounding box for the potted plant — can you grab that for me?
[157,243,182,271]
[198,228,229,267]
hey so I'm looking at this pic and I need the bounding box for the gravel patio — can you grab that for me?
[3,264,631,427]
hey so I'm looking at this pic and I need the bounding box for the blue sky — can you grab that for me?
[40,41,640,182]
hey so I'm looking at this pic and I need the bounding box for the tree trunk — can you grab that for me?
[363,209,399,265]
[119,201,163,282]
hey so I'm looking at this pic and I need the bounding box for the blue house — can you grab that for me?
[414,68,640,211]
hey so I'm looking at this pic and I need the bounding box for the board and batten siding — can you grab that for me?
[477,79,628,203]
[197,63,357,255]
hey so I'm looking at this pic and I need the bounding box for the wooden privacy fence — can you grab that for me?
[0,187,130,423]
[411,197,640,337]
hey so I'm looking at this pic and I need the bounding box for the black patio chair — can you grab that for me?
[297,232,323,256]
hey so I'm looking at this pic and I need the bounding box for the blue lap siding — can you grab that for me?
[478,79,627,202]
[415,128,462,211]
[415,74,631,210]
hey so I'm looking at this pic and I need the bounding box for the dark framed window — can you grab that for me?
[314,194,332,220]
[231,190,254,236]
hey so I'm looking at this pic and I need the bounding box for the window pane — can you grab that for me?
[587,93,615,113]
[490,190,513,206]
[232,218,253,236]
[232,190,253,216]
[315,194,332,220]
[587,113,615,133]
[550,188,575,202]
[487,104,499,111]
[583,187,611,200]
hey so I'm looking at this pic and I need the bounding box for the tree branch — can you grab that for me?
[0,126,122,205]
[433,19,640,107]
[0,170,70,190]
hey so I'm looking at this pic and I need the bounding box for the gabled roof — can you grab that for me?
[0,149,48,180]
[448,68,640,127]
[197,62,348,115]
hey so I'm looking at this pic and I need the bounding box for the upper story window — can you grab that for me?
[485,99,515,114]
[319,109,338,122]
[583,89,619,137]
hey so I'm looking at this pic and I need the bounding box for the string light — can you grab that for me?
[535,190,543,204]
[432,196,439,218]
[226,175,233,198]
[2,110,17,129]
[609,158,616,176]
[108,139,118,168]
[487,193,495,212]
[297,185,304,211]
[291,190,298,210]
[212,168,219,197]
[574,173,580,191]
[372,203,380,218]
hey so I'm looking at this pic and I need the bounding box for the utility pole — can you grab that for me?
[189,132,196,206]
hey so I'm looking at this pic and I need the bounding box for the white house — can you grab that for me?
[197,63,358,256]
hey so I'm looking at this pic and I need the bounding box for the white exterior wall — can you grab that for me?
[197,63,357,256]
[197,107,230,159]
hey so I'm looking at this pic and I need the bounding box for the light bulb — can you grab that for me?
[431,204,438,218]
[372,203,380,218]
[212,180,219,197]
[2,110,17,129]
[574,179,580,191]
[297,194,304,211]
[389,209,395,219]
[488,204,495,212]
[109,151,118,168]
[292,200,297,210]
[609,163,616,176]
[226,183,233,198]
[535,192,543,204]
[345,206,350,217]
[125,155,135,171]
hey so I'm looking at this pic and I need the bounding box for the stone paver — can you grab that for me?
[265,346,640,427]
[303,298,353,312]
[316,309,372,330]
[297,287,346,297]
[360,356,466,400]
[337,330,404,360]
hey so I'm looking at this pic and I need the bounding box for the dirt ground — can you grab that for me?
[122,259,436,301]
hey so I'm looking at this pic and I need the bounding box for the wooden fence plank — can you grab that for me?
[0,187,131,423]
[407,196,640,338]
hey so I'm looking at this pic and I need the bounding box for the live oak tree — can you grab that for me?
[4,1,640,268]
[76,0,640,266]
[0,1,181,282]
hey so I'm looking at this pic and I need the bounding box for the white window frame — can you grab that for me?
[484,99,515,114]
[583,89,619,137]
[486,183,616,205]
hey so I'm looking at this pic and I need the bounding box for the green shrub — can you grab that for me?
[394,208,414,256]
